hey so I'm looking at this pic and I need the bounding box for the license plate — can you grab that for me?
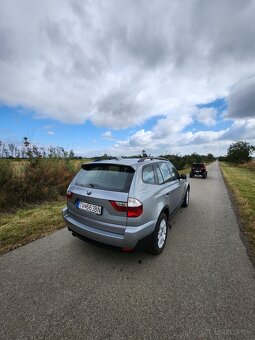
[195,171,200,173]
[78,201,102,215]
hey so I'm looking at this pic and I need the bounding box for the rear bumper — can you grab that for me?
[62,207,156,249]
[191,170,206,175]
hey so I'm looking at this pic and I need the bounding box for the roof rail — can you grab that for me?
[138,157,169,163]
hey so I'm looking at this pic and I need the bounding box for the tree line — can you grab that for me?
[1,138,253,166]
[0,137,75,159]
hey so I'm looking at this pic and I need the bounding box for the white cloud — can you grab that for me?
[195,108,217,126]
[102,130,112,139]
[108,117,255,157]
[47,130,54,135]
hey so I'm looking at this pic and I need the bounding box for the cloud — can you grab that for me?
[47,131,54,135]
[110,116,255,156]
[102,130,112,139]
[0,0,255,131]
[195,108,217,126]
[1,0,255,158]
[227,77,255,119]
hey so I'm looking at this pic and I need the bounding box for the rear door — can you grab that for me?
[67,163,135,235]
[167,163,185,206]
[155,162,182,213]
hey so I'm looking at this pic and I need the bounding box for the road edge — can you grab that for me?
[219,164,255,268]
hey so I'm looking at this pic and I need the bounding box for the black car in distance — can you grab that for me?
[190,163,207,179]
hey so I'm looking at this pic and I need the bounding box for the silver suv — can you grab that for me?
[62,157,190,254]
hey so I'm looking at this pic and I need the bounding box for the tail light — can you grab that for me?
[109,198,143,218]
[67,191,73,199]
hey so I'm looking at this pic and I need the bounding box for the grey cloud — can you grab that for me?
[94,88,150,128]
[227,77,255,119]
[0,0,255,133]
[191,0,255,64]
[0,26,14,61]
[220,119,255,140]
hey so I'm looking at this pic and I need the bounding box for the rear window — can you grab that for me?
[192,163,204,167]
[74,163,135,192]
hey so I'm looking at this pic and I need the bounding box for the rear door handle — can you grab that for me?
[166,193,170,197]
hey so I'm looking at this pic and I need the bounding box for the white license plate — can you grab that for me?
[78,201,102,215]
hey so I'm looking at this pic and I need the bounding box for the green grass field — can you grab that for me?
[0,199,66,254]
[220,162,255,256]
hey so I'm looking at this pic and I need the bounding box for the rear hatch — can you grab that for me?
[192,163,205,172]
[67,163,135,235]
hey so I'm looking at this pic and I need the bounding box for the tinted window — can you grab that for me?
[142,165,156,184]
[192,163,204,168]
[75,163,135,192]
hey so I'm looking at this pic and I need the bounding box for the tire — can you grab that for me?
[181,189,190,207]
[202,172,206,179]
[190,172,194,178]
[148,213,168,255]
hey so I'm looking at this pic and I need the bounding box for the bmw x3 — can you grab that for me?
[63,157,190,254]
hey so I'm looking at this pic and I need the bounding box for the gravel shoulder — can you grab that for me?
[0,161,255,340]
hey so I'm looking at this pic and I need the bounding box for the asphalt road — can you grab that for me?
[1,161,255,340]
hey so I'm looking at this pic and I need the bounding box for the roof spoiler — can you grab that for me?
[92,157,123,162]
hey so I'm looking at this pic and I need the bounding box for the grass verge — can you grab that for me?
[0,199,66,255]
[220,162,255,258]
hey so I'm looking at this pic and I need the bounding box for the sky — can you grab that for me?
[0,0,255,157]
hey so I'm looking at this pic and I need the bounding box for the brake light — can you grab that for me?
[109,198,143,218]
[109,200,127,212]
[122,247,134,252]
[67,191,73,199]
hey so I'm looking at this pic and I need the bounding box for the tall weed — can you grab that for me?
[0,159,79,211]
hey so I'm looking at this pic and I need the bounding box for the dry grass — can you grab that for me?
[237,160,255,171]
[0,158,84,212]
[0,199,66,254]
[220,162,255,257]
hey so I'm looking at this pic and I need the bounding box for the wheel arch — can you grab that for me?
[161,205,170,220]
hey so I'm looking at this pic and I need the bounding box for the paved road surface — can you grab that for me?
[1,162,255,339]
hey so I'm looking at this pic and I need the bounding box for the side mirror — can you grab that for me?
[180,174,187,179]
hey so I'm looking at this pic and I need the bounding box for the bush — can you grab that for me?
[0,160,23,210]
[22,159,77,203]
[0,160,13,187]
[0,159,78,212]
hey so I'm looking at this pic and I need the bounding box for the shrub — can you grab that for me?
[0,159,13,187]
[0,159,79,211]
[0,160,23,210]
[22,159,77,203]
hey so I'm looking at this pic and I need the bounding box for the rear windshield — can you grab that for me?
[74,163,135,192]
[192,163,204,167]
